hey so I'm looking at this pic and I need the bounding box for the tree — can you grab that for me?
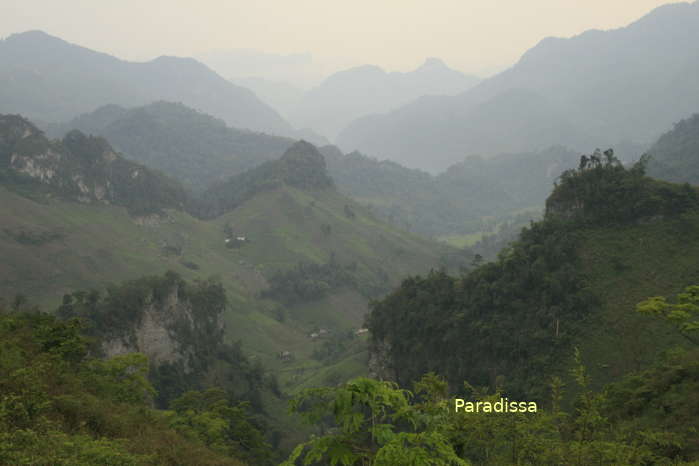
[282,377,467,465]
[637,285,699,345]
[169,388,274,465]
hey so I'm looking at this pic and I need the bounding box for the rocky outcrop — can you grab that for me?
[0,114,187,214]
[101,280,225,374]
[367,338,397,382]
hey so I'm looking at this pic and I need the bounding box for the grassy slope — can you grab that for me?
[569,213,699,390]
[0,183,453,389]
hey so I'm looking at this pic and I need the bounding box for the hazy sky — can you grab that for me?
[1,0,682,80]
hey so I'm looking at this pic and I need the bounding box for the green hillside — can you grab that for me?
[0,137,461,388]
[367,150,699,399]
[0,180,456,373]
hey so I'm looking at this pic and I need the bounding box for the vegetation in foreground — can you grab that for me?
[0,305,265,465]
[3,283,697,465]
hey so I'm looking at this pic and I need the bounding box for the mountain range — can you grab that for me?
[289,58,479,140]
[46,101,297,191]
[337,1,699,172]
[0,31,305,138]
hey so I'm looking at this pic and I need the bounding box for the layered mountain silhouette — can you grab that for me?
[0,31,297,137]
[337,1,699,172]
[289,58,479,140]
[48,101,297,191]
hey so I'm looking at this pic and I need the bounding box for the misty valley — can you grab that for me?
[1,2,699,465]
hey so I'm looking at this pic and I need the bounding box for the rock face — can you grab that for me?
[367,339,397,382]
[101,283,224,373]
[57,272,231,407]
[0,114,187,214]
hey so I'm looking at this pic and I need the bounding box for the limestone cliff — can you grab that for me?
[101,281,224,373]
[0,114,187,214]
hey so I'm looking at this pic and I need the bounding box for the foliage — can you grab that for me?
[0,308,245,465]
[637,284,699,345]
[169,388,275,465]
[547,149,699,225]
[282,377,467,465]
[55,271,267,413]
[368,215,593,400]
[283,355,699,466]
[263,260,366,304]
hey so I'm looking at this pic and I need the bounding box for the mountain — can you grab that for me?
[45,99,572,238]
[0,114,186,215]
[49,101,298,191]
[195,141,335,219]
[0,31,296,136]
[289,58,480,140]
[322,144,579,237]
[230,76,306,119]
[648,112,699,184]
[337,1,699,172]
[367,152,699,402]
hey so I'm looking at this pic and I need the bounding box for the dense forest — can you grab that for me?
[368,151,699,398]
[0,302,275,465]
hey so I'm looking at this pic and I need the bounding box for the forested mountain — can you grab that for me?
[195,141,335,219]
[368,151,699,399]
[0,114,186,215]
[648,113,699,185]
[42,99,575,239]
[289,58,479,140]
[0,31,297,136]
[337,1,699,171]
[322,144,579,237]
[49,102,297,191]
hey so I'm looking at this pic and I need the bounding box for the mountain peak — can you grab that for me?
[6,30,57,42]
[419,57,447,69]
[279,140,334,189]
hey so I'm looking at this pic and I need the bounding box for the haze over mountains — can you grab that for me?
[337,1,699,172]
[4,1,699,463]
[48,101,296,191]
[287,58,480,140]
[0,31,307,139]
